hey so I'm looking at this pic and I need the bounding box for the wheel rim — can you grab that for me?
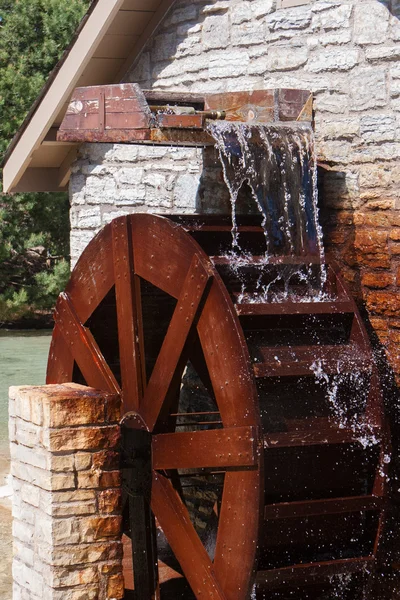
[47,214,263,600]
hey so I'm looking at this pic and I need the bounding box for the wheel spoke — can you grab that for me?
[151,472,227,600]
[152,426,258,470]
[140,255,212,431]
[214,469,262,600]
[46,323,74,384]
[55,292,121,395]
[112,217,146,412]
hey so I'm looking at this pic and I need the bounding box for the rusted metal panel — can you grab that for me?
[205,89,275,123]
[277,88,313,121]
[155,112,204,129]
[56,84,313,144]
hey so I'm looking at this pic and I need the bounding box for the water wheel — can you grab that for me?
[47,214,390,600]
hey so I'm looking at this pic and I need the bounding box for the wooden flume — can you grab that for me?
[47,213,390,599]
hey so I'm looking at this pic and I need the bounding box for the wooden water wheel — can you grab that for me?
[47,213,390,600]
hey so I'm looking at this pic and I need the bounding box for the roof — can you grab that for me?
[2,0,176,194]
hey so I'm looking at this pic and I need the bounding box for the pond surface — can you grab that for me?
[0,330,52,456]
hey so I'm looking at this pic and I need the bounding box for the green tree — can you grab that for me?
[0,0,90,323]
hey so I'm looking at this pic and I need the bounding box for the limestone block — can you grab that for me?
[98,489,122,515]
[311,2,343,13]
[115,167,144,186]
[38,541,122,568]
[115,187,146,206]
[312,4,352,30]
[109,144,138,163]
[163,4,197,26]
[353,143,400,163]
[318,140,352,163]
[70,207,101,230]
[175,34,202,57]
[306,49,359,72]
[45,425,120,453]
[391,78,400,98]
[208,49,250,78]
[85,176,117,203]
[251,0,274,18]
[367,292,400,316]
[49,566,99,588]
[177,22,202,36]
[353,2,389,45]
[107,573,125,598]
[360,115,396,143]
[13,561,44,597]
[202,14,230,49]
[21,482,41,508]
[232,20,266,46]
[359,164,392,188]
[231,2,252,24]
[266,44,309,71]
[315,116,359,140]
[153,32,177,62]
[11,385,123,599]
[350,68,387,110]
[319,30,352,45]
[267,6,312,31]
[129,51,151,83]
[173,173,200,208]
[201,2,230,15]
[366,45,400,61]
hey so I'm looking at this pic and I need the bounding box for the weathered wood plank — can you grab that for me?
[152,426,257,470]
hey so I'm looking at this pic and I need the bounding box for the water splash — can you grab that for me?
[207,120,327,298]
[309,359,382,450]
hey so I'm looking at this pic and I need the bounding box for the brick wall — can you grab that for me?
[9,384,123,600]
[70,0,400,381]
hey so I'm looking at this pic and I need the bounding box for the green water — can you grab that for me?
[0,331,52,455]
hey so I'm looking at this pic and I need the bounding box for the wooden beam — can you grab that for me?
[3,0,125,193]
[58,147,79,189]
[10,168,68,193]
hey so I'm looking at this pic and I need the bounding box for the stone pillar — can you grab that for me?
[9,383,123,600]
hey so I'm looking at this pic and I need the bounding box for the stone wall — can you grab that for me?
[9,384,123,600]
[69,0,400,382]
[127,0,400,382]
[69,144,230,265]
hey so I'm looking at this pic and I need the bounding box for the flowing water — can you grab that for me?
[207,121,328,302]
[0,330,51,458]
[0,330,51,599]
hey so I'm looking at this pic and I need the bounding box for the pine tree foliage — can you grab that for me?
[0,0,90,323]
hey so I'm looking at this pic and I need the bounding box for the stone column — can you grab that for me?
[9,383,123,600]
